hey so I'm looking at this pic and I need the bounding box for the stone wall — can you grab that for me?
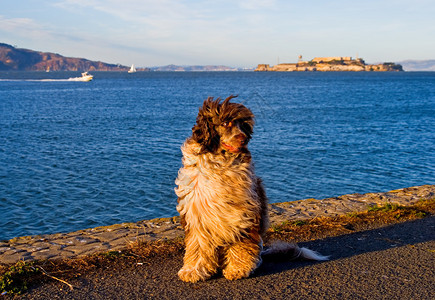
[0,185,432,264]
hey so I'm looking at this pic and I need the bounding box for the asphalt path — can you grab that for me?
[21,216,434,299]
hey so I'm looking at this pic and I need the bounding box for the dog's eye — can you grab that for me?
[222,121,233,128]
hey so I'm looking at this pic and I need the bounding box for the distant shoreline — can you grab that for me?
[2,44,435,71]
[5,69,435,73]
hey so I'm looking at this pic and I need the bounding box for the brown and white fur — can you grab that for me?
[175,96,327,283]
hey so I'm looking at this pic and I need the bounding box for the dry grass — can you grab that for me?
[266,199,435,243]
[127,237,185,258]
[1,199,434,295]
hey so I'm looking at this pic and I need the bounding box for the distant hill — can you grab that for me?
[397,60,435,71]
[0,44,243,72]
[150,64,244,71]
[0,43,133,71]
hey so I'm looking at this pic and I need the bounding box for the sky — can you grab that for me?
[1,0,434,68]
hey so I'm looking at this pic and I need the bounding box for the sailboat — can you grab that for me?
[128,64,136,73]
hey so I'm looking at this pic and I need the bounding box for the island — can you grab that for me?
[255,56,403,72]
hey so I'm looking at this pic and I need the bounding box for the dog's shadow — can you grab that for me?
[255,216,434,277]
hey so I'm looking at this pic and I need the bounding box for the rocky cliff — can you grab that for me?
[256,57,403,72]
[0,43,133,71]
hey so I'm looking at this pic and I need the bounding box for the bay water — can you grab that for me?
[0,71,434,240]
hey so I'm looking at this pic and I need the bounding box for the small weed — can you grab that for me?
[368,202,429,220]
[0,261,40,295]
[415,211,427,218]
[101,251,123,260]
[292,220,308,226]
[346,212,359,218]
[368,203,401,212]
[270,225,283,233]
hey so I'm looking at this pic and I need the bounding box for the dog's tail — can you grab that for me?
[261,241,329,261]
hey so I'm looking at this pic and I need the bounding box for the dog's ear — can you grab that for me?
[240,118,254,139]
[192,97,220,153]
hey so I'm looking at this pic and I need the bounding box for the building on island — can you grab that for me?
[255,56,403,72]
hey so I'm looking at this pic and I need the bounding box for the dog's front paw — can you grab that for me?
[222,265,253,281]
[178,267,210,283]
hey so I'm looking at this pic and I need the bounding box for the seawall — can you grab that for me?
[1,185,433,265]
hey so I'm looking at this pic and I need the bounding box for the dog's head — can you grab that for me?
[192,95,254,154]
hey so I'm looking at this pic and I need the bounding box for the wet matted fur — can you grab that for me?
[175,96,327,282]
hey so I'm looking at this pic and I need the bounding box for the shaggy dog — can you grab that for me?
[175,96,327,283]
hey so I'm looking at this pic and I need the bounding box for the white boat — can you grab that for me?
[128,64,136,73]
[68,72,93,82]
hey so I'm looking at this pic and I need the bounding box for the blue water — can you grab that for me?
[0,71,434,240]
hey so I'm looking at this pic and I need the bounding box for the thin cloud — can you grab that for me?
[0,16,51,39]
[238,0,277,10]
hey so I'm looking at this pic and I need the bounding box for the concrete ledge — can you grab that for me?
[1,185,433,265]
